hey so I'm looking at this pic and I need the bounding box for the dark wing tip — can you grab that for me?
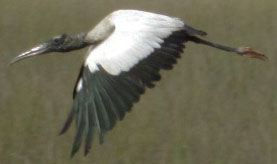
[70,112,86,158]
[84,146,91,156]
[99,133,105,144]
[59,110,74,136]
[70,150,76,158]
[70,147,79,158]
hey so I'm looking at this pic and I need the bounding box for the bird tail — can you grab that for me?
[184,24,207,36]
[188,35,267,60]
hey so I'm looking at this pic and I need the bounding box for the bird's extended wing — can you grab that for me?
[60,10,206,157]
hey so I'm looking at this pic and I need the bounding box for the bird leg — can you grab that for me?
[189,36,267,61]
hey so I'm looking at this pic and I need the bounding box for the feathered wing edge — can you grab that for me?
[59,27,205,157]
[60,66,146,157]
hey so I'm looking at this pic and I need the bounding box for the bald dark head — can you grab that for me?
[11,33,89,64]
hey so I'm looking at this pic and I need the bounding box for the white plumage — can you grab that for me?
[12,9,266,157]
[85,10,184,75]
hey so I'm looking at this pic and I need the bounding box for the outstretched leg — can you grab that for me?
[188,36,267,60]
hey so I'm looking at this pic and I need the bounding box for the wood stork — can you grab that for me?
[11,10,267,157]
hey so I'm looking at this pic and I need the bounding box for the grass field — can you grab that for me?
[0,0,276,163]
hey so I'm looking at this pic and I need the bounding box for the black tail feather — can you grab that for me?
[184,25,207,36]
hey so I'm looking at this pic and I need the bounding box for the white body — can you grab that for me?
[85,10,185,75]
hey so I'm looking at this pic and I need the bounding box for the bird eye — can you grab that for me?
[53,38,60,43]
[53,34,67,44]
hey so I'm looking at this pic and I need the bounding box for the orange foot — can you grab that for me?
[237,47,268,61]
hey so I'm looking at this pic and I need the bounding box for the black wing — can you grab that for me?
[59,28,206,157]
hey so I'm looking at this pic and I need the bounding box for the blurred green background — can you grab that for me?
[0,0,276,163]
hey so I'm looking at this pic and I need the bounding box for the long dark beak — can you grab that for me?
[10,43,50,64]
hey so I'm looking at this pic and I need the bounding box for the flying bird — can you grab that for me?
[11,10,267,157]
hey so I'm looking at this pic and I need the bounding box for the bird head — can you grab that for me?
[11,33,88,64]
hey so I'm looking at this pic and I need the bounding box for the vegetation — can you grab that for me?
[0,0,276,163]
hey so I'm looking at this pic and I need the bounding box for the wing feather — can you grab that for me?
[85,10,185,75]
[70,103,86,157]
[84,103,94,156]
[59,10,207,157]
[93,81,111,130]
[95,76,119,127]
